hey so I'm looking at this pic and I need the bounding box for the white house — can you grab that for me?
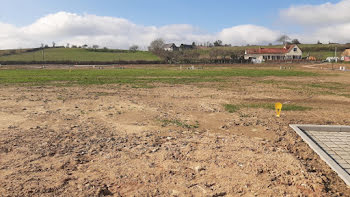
[163,43,178,51]
[244,45,303,62]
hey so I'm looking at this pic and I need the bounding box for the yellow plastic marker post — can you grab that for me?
[275,102,282,117]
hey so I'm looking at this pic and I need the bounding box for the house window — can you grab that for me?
[293,48,297,52]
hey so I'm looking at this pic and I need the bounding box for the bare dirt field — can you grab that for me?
[1,64,350,196]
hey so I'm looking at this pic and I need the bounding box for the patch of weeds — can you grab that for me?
[224,103,312,113]
[279,86,299,91]
[258,80,279,84]
[224,104,240,113]
[160,119,199,129]
[307,82,345,90]
[277,104,312,111]
[131,84,155,89]
[242,103,312,111]
[241,103,273,110]
[95,92,112,96]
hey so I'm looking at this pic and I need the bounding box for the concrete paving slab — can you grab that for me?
[290,124,350,186]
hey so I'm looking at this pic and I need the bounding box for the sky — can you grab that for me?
[0,0,349,49]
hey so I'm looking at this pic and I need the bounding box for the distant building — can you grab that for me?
[341,48,350,62]
[163,43,197,51]
[244,45,302,62]
[179,44,195,51]
[163,43,178,51]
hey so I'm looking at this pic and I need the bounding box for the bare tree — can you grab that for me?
[277,35,291,45]
[180,50,200,63]
[218,49,230,60]
[209,48,220,60]
[159,51,176,63]
[52,42,56,48]
[291,39,301,44]
[129,45,139,51]
[148,38,165,54]
[92,45,99,50]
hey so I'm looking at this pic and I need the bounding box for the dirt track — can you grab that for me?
[1,67,350,196]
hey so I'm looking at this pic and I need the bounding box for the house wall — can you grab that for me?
[245,53,297,60]
[244,54,263,60]
[285,45,302,57]
[244,45,303,61]
[164,48,173,51]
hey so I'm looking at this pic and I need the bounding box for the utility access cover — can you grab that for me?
[290,124,350,186]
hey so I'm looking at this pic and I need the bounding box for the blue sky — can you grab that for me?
[0,0,349,49]
[0,0,341,32]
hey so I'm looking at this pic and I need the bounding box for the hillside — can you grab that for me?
[0,48,160,63]
[0,43,349,64]
[196,43,350,60]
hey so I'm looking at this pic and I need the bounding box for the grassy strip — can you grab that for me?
[0,68,317,86]
[224,103,312,113]
[224,104,241,113]
[307,82,346,90]
[341,94,350,98]
[160,119,199,129]
[258,80,349,96]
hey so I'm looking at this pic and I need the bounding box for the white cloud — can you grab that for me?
[280,0,350,26]
[218,25,280,46]
[313,23,350,43]
[2,1,350,50]
[280,0,350,44]
[0,12,281,49]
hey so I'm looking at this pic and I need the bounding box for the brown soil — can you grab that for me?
[1,65,350,196]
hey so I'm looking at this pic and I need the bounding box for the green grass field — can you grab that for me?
[0,68,317,86]
[0,48,160,62]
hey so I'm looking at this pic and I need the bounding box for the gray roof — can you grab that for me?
[163,43,177,48]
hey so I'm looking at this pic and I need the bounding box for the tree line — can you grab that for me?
[148,38,246,64]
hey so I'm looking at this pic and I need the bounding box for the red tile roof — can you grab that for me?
[246,45,296,54]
